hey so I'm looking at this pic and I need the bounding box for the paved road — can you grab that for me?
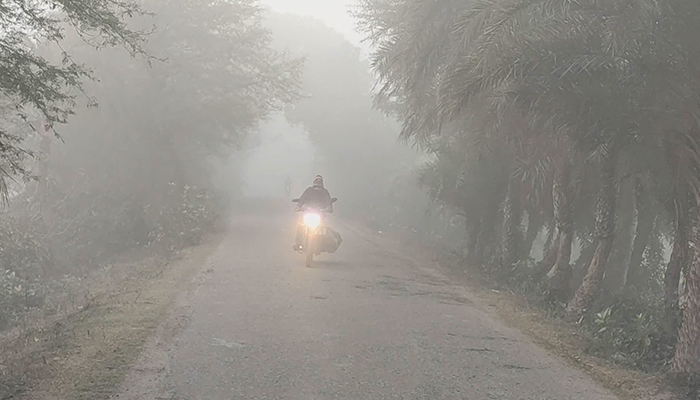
[118,203,618,400]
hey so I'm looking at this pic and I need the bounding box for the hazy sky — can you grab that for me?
[261,0,365,49]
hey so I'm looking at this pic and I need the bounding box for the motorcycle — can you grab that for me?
[292,197,341,268]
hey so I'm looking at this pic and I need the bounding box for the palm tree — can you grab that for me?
[672,206,700,375]
[622,175,655,288]
[417,127,509,263]
[547,154,576,303]
[565,140,619,318]
[356,0,700,376]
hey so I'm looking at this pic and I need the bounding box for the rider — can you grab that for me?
[293,175,333,251]
[296,175,332,210]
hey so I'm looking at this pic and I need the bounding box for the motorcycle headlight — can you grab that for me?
[303,213,321,228]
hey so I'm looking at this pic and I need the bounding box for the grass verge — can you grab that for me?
[0,235,221,400]
[427,244,689,400]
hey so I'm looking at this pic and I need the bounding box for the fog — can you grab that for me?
[240,114,316,199]
[3,0,700,396]
[261,0,365,50]
[0,0,432,337]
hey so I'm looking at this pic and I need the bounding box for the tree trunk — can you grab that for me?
[522,208,542,261]
[664,212,688,337]
[603,188,634,292]
[622,178,654,289]
[567,150,617,320]
[671,207,700,376]
[477,187,503,264]
[501,176,522,268]
[465,215,482,262]
[479,215,497,264]
[549,229,574,303]
[548,160,574,303]
[533,229,559,281]
[572,239,596,291]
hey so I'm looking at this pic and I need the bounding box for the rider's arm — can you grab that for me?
[324,189,333,212]
[297,187,312,209]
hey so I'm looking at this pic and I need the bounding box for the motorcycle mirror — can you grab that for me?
[292,198,300,203]
[331,198,338,203]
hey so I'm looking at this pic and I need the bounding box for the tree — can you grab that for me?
[566,142,619,319]
[547,152,576,303]
[355,0,700,378]
[672,206,700,376]
[264,12,414,217]
[1,0,302,271]
[0,0,150,198]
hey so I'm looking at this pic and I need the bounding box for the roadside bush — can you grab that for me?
[146,184,227,252]
[0,209,52,279]
[0,180,226,332]
[576,286,674,372]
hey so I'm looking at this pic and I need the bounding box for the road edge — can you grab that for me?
[342,219,684,400]
[5,234,224,400]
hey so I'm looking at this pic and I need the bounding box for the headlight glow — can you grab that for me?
[303,213,321,228]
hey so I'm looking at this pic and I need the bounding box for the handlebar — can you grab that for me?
[292,197,337,213]
[295,206,333,213]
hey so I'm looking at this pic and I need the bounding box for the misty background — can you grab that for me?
[3,0,700,389]
[0,0,452,334]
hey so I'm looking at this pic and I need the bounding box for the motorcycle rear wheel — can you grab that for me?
[305,251,313,268]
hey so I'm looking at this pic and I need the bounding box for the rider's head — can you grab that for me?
[312,175,324,189]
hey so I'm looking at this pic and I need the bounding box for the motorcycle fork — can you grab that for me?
[304,226,321,253]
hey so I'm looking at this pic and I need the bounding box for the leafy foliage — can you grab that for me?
[0,0,150,197]
[0,0,300,331]
[355,0,700,377]
[264,12,415,217]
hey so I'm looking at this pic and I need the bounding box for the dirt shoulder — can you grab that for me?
[0,212,688,400]
[422,241,686,400]
[0,235,222,400]
[348,220,687,400]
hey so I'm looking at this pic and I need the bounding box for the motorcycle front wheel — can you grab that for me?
[304,233,313,268]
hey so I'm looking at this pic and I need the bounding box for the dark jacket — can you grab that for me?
[298,186,332,210]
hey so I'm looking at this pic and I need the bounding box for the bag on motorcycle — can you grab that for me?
[322,229,342,253]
